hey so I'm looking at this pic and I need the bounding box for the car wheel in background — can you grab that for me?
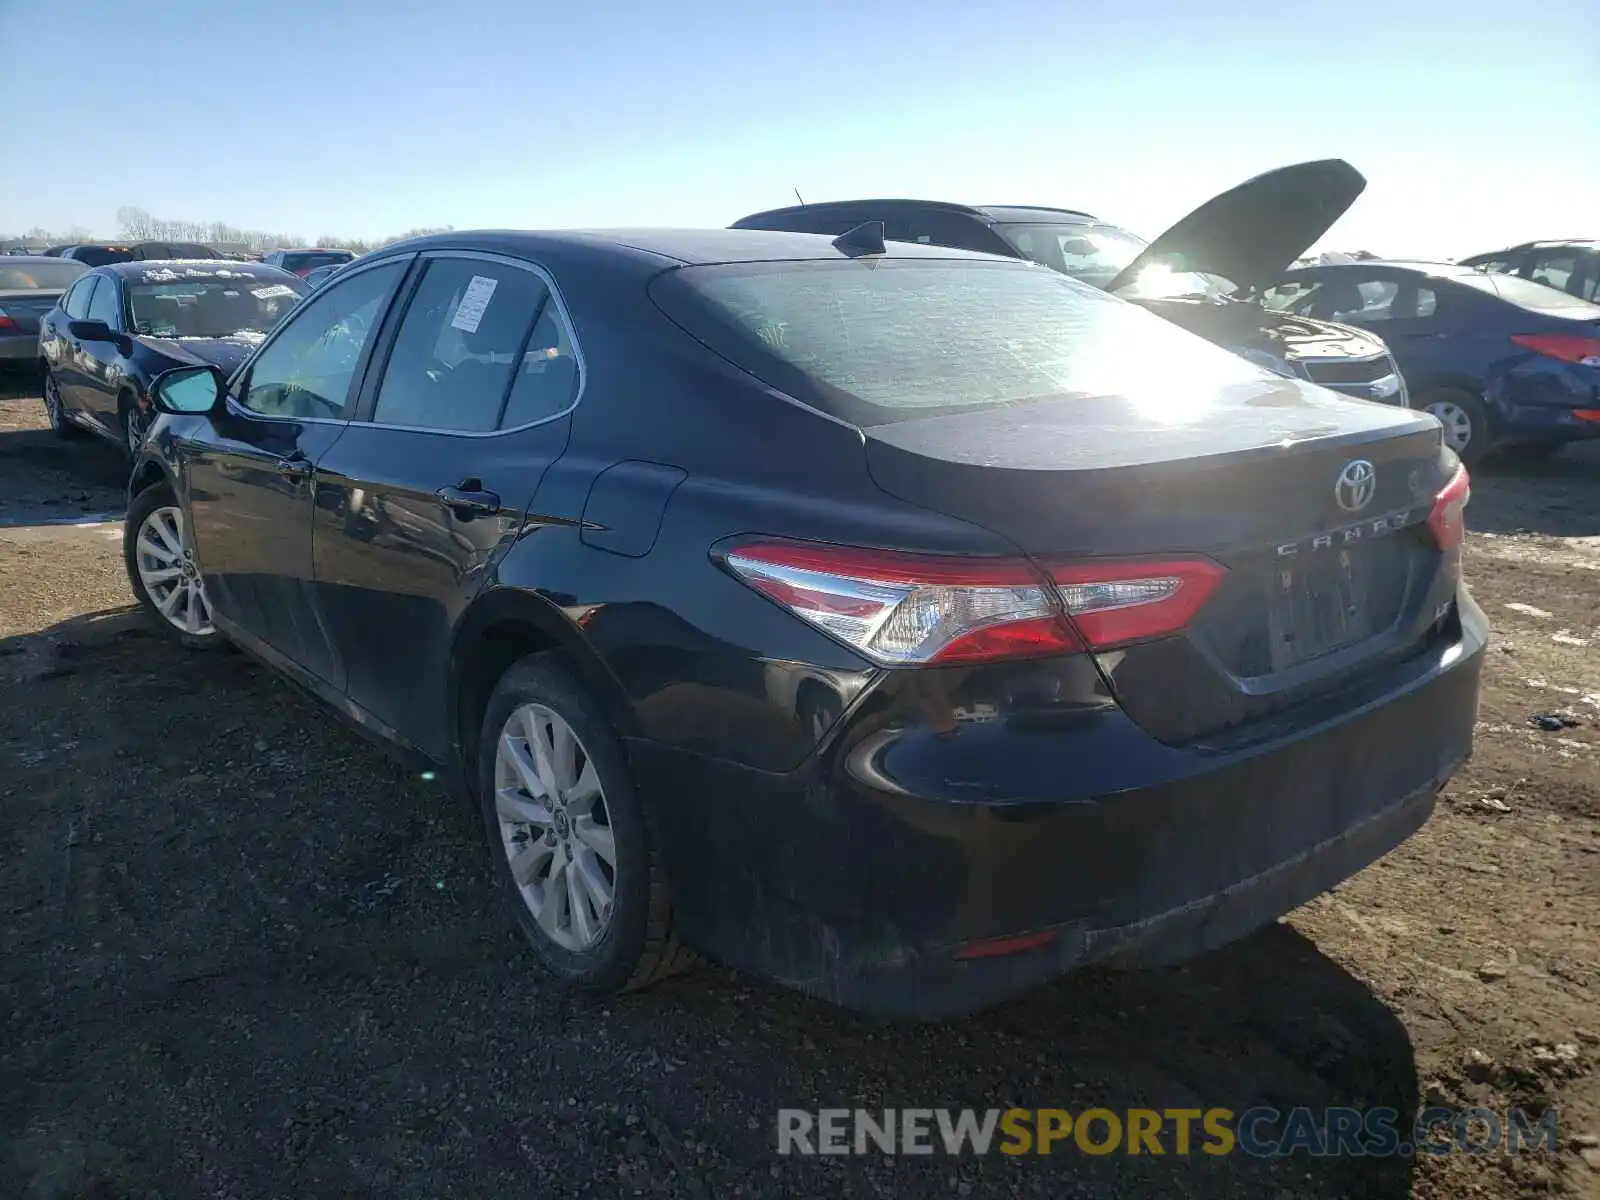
[42,369,84,440]
[123,483,226,651]
[1418,387,1491,465]
[120,392,150,461]
[477,653,691,993]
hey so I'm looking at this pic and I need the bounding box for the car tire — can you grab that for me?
[477,653,692,993]
[123,483,228,651]
[1418,387,1491,465]
[42,368,84,440]
[119,390,151,462]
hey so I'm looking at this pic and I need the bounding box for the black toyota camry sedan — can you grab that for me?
[38,260,308,459]
[126,228,1485,1017]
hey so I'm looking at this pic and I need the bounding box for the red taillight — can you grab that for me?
[1510,334,1600,367]
[720,540,1224,666]
[0,307,14,330]
[293,267,313,277]
[1426,465,1471,551]
[1045,558,1226,650]
[722,541,1081,666]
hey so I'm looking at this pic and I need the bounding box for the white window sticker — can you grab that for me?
[450,275,499,333]
[251,284,297,299]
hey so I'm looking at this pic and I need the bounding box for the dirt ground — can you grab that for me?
[1,374,1595,1200]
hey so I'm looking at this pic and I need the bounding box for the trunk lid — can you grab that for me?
[0,288,64,334]
[863,377,1458,743]
[1105,159,1367,295]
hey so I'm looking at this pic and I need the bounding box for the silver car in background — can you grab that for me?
[0,256,89,368]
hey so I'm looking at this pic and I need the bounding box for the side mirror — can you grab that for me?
[68,318,115,342]
[150,364,226,417]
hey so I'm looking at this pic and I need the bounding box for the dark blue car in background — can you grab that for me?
[1264,261,1600,463]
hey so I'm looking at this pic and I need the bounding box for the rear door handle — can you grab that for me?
[276,453,313,479]
[437,482,501,518]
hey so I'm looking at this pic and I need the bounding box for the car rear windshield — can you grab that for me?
[281,251,353,272]
[650,258,1270,426]
[0,260,88,289]
[128,277,306,338]
[1455,271,1600,316]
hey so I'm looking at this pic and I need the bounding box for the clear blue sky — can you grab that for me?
[2,0,1595,258]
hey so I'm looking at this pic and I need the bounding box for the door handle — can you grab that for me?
[436,482,501,518]
[276,453,313,479]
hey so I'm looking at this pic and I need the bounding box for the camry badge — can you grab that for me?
[1335,459,1376,513]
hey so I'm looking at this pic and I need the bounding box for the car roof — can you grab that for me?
[97,260,301,281]
[970,205,1099,224]
[1473,239,1596,253]
[1288,259,1482,279]
[736,199,1099,227]
[372,227,1015,267]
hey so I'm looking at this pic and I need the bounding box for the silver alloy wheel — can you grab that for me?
[494,702,616,951]
[43,372,63,427]
[1427,400,1473,454]
[134,505,214,636]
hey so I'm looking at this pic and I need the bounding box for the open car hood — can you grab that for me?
[1105,159,1366,294]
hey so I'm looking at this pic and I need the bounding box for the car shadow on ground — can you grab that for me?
[1467,444,1600,538]
[0,606,1425,1198]
[0,424,129,528]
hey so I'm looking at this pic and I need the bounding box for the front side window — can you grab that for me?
[1261,278,1321,313]
[996,223,1147,289]
[371,258,562,432]
[85,277,123,328]
[1331,279,1401,321]
[1463,252,1521,276]
[64,277,99,319]
[128,275,305,339]
[238,261,406,419]
[651,258,1269,426]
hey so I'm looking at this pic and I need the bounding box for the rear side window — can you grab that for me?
[651,259,1268,426]
[372,258,571,433]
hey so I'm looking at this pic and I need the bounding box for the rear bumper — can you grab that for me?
[0,333,39,362]
[1490,362,1600,443]
[635,592,1487,1017]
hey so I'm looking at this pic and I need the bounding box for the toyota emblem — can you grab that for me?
[1335,459,1377,513]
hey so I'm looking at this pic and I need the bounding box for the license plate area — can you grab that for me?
[1264,542,1399,671]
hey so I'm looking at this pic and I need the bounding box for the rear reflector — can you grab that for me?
[954,928,1060,960]
[1426,464,1471,551]
[1511,334,1600,368]
[720,540,1225,666]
